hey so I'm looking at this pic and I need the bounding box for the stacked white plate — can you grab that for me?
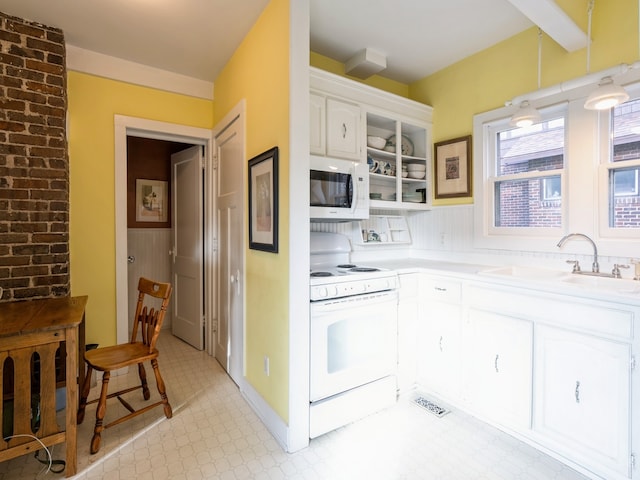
[406,163,426,179]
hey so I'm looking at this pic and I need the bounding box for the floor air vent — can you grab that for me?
[413,396,449,417]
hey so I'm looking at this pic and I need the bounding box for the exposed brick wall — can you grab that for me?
[0,12,69,301]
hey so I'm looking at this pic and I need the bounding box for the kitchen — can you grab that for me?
[307,54,640,478]
[1,0,639,479]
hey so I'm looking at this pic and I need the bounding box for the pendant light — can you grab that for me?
[510,100,541,127]
[583,0,629,110]
[584,76,629,109]
[510,29,543,127]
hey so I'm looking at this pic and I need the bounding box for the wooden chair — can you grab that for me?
[77,277,173,454]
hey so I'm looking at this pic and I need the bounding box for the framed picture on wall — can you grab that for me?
[434,135,472,199]
[248,147,278,253]
[135,179,168,222]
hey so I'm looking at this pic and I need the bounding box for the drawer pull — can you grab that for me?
[494,354,500,373]
[575,380,581,403]
[439,336,443,352]
[434,287,447,292]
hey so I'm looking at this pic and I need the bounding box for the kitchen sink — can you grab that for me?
[479,266,640,295]
[560,275,640,294]
[479,265,569,280]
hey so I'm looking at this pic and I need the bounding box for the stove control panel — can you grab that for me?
[310,275,398,301]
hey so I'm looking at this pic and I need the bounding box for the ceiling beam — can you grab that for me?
[506,0,588,52]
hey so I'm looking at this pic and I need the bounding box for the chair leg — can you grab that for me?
[138,362,150,400]
[151,358,172,419]
[77,363,93,425]
[90,370,111,454]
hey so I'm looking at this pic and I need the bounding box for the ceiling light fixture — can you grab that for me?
[510,100,542,127]
[584,76,629,110]
[345,48,387,79]
[583,0,629,110]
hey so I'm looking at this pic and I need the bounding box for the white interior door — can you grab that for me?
[171,145,204,350]
[214,108,244,385]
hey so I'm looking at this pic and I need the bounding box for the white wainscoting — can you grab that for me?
[127,228,172,332]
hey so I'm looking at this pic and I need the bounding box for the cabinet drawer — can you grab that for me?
[467,284,634,340]
[422,277,462,303]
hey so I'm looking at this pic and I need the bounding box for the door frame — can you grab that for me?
[114,115,215,352]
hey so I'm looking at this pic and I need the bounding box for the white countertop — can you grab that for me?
[364,257,640,306]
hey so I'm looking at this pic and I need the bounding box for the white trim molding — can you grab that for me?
[67,45,214,100]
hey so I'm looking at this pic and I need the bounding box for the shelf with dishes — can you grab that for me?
[354,215,411,245]
[366,111,430,210]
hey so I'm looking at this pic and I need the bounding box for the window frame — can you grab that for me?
[474,75,640,258]
[598,82,640,240]
[475,103,568,244]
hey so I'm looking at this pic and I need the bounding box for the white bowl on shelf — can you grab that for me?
[408,171,426,179]
[401,171,408,178]
[367,136,386,149]
[406,163,426,172]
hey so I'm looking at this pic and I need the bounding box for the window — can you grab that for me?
[490,116,565,229]
[608,97,640,228]
[542,176,562,200]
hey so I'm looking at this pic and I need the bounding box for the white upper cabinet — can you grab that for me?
[326,98,360,160]
[309,93,361,161]
[309,92,326,155]
[310,67,433,209]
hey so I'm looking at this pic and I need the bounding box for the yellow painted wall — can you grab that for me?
[213,0,291,421]
[67,71,213,345]
[409,0,638,206]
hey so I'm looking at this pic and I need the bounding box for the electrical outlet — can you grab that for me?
[263,355,270,376]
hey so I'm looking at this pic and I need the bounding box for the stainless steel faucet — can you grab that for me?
[557,233,599,273]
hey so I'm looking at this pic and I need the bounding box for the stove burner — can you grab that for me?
[337,263,357,269]
[349,267,380,273]
[311,271,333,277]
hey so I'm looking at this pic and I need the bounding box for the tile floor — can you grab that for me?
[0,334,591,480]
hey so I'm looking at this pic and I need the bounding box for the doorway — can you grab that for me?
[114,116,215,353]
[125,136,193,337]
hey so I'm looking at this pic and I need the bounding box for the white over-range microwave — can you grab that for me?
[310,155,369,222]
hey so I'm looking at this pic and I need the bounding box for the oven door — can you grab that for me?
[310,290,398,402]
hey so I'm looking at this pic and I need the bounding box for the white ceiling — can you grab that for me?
[0,0,582,85]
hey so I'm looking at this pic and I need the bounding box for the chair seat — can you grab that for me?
[85,343,158,371]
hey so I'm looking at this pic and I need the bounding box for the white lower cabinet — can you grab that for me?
[465,309,532,430]
[534,325,631,478]
[412,275,638,480]
[418,276,463,401]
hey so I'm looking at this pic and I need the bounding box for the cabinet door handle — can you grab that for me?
[434,287,447,292]
[342,123,347,138]
[575,380,581,403]
[439,336,443,352]
[494,354,500,373]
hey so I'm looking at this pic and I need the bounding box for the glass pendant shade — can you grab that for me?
[584,77,629,110]
[510,101,541,128]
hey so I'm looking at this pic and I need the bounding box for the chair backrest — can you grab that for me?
[130,277,172,352]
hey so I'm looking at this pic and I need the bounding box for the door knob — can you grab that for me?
[127,255,135,264]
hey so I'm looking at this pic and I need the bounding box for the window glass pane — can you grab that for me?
[609,167,640,228]
[494,177,562,228]
[612,98,640,163]
[609,98,640,228]
[497,118,564,176]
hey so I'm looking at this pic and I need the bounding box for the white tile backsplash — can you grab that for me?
[312,205,634,275]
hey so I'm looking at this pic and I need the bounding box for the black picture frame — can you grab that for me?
[248,147,278,253]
